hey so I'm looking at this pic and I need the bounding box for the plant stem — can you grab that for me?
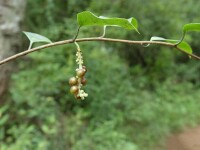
[100,26,107,37]
[0,37,200,66]
[175,31,186,46]
[28,42,33,50]
[73,26,81,42]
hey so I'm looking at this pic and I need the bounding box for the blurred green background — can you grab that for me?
[1,0,200,150]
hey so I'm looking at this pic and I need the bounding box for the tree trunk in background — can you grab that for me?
[0,0,26,101]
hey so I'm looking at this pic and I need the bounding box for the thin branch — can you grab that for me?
[0,37,200,66]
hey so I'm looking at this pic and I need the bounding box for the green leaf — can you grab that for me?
[23,31,52,49]
[150,36,192,54]
[77,11,139,33]
[183,23,200,32]
[23,32,52,43]
[0,115,9,126]
[176,23,200,45]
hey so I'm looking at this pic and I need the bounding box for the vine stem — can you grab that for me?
[0,37,200,66]
[73,26,81,42]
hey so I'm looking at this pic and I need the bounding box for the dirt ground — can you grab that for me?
[166,126,200,150]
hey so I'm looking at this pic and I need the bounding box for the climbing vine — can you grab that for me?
[0,11,200,99]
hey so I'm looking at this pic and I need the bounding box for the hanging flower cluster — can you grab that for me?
[68,43,88,100]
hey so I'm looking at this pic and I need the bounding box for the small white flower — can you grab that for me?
[72,42,88,100]
[76,48,83,65]
[79,90,88,100]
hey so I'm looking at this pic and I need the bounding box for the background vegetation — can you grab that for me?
[1,0,200,150]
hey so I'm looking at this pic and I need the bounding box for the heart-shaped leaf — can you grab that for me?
[150,36,192,54]
[77,11,139,33]
[23,31,52,49]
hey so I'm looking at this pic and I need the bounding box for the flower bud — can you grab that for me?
[69,77,77,86]
[76,69,86,77]
[70,86,79,94]
[81,78,87,85]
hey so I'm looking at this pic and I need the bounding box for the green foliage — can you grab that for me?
[90,0,200,66]
[183,23,200,32]
[77,11,139,32]
[150,36,192,54]
[23,31,52,49]
[2,1,200,150]
[23,32,52,44]
[177,23,200,45]
[3,45,200,150]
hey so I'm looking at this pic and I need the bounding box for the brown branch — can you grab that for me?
[0,37,200,66]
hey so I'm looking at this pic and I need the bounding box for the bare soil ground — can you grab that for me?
[166,126,200,150]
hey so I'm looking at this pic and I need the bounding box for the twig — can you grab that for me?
[0,37,200,66]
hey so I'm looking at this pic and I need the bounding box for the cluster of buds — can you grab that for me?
[69,66,88,100]
[69,43,88,100]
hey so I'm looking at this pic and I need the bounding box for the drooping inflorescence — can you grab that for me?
[68,42,88,100]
